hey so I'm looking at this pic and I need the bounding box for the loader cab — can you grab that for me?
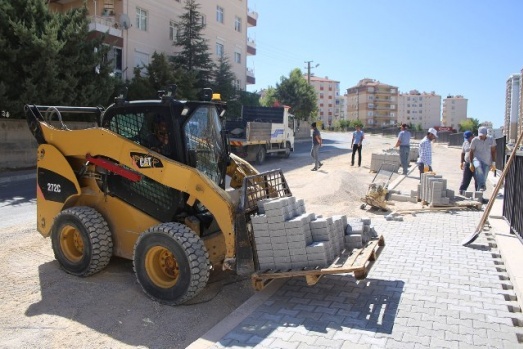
[100,91,230,224]
[102,95,229,189]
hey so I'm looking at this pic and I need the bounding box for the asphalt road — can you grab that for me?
[0,177,36,229]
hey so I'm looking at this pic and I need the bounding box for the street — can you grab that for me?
[0,178,36,229]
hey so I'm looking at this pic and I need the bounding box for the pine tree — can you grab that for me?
[172,0,215,92]
[212,55,236,100]
[0,0,115,117]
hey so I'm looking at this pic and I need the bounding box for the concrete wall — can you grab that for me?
[0,119,96,171]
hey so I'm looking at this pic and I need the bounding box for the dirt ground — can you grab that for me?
[0,132,468,349]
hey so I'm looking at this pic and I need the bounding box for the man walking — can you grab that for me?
[310,122,323,171]
[351,125,364,167]
[469,126,496,191]
[395,123,411,175]
[417,127,438,178]
[459,130,477,194]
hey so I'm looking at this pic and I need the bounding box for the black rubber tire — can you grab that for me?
[51,206,113,277]
[256,146,266,165]
[133,222,210,305]
[281,142,291,158]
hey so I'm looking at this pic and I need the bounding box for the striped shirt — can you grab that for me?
[418,136,432,166]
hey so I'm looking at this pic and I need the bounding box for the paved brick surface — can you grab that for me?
[207,210,523,348]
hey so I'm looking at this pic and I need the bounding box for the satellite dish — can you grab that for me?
[119,14,131,30]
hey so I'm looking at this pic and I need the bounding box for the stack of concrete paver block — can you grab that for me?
[251,197,378,271]
[418,172,455,206]
[344,217,377,250]
[370,152,400,172]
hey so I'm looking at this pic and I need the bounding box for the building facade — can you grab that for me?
[441,95,468,130]
[346,79,398,127]
[308,76,340,127]
[48,0,257,90]
[397,90,441,130]
[505,74,521,143]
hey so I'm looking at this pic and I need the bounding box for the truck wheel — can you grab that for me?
[281,142,291,158]
[133,223,210,305]
[256,146,266,165]
[51,206,113,277]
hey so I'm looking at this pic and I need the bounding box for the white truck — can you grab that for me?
[226,106,295,164]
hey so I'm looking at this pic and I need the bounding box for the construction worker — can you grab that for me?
[395,123,411,175]
[417,127,438,179]
[469,126,496,191]
[310,122,323,171]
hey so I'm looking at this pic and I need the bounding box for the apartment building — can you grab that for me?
[308,76,340,127]
[346,79,398,127]
[397,90,441,129]
[441,95,468,130]
[505,74,521,143]
[48,0,257,90]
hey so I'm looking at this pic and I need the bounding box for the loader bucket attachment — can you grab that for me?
[235,170,292,275]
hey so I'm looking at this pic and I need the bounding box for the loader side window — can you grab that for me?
[106,108,174,158]
[107,112,144,140]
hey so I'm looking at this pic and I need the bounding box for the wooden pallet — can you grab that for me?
[251,235,385,291]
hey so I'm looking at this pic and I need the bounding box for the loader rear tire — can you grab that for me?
[133,223,210,305]
[51,206,113,277]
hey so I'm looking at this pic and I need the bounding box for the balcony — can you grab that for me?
[89,16,122,37]
[247,37,256,55]
[247,10,258,27]
[246,68,256,85]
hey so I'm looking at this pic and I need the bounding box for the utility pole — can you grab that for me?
[304,60,319,84]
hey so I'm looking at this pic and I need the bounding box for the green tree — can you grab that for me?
[172,0,215,91]
[274,68,317,121]
[226,90,261,120]
[212,55,236,100]
[458,118,480,134]
[260,86,278,107]
[352,119,364,128]
[0,1,114,117]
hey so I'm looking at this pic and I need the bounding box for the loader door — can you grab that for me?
[183,105,227,188]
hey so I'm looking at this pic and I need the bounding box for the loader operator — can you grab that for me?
[148,116,174,157]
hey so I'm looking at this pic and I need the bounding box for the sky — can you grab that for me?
[246,0,523,128]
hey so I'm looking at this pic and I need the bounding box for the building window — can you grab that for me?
[234,79,241,90]
[136,7,148,31]
[234,52,241,64]
[201,14,206,27]
[216,42,224,57]
[235,16,242,32]
[169,20,176,41]
[216,6,224,23]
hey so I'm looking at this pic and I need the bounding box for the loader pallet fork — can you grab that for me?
[239,169,293,214]
[251,236,385,291]
[234,169,293,276]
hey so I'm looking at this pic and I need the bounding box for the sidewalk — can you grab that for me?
[189,145,523,348]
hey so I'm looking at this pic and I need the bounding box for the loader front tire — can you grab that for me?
[133,223,210,305]
[51,206,113,276]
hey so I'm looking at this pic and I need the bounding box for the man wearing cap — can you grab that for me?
[417,127,438,179]
[395,123,411,175]
[469,126,496,191]
[459,130,477,194]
